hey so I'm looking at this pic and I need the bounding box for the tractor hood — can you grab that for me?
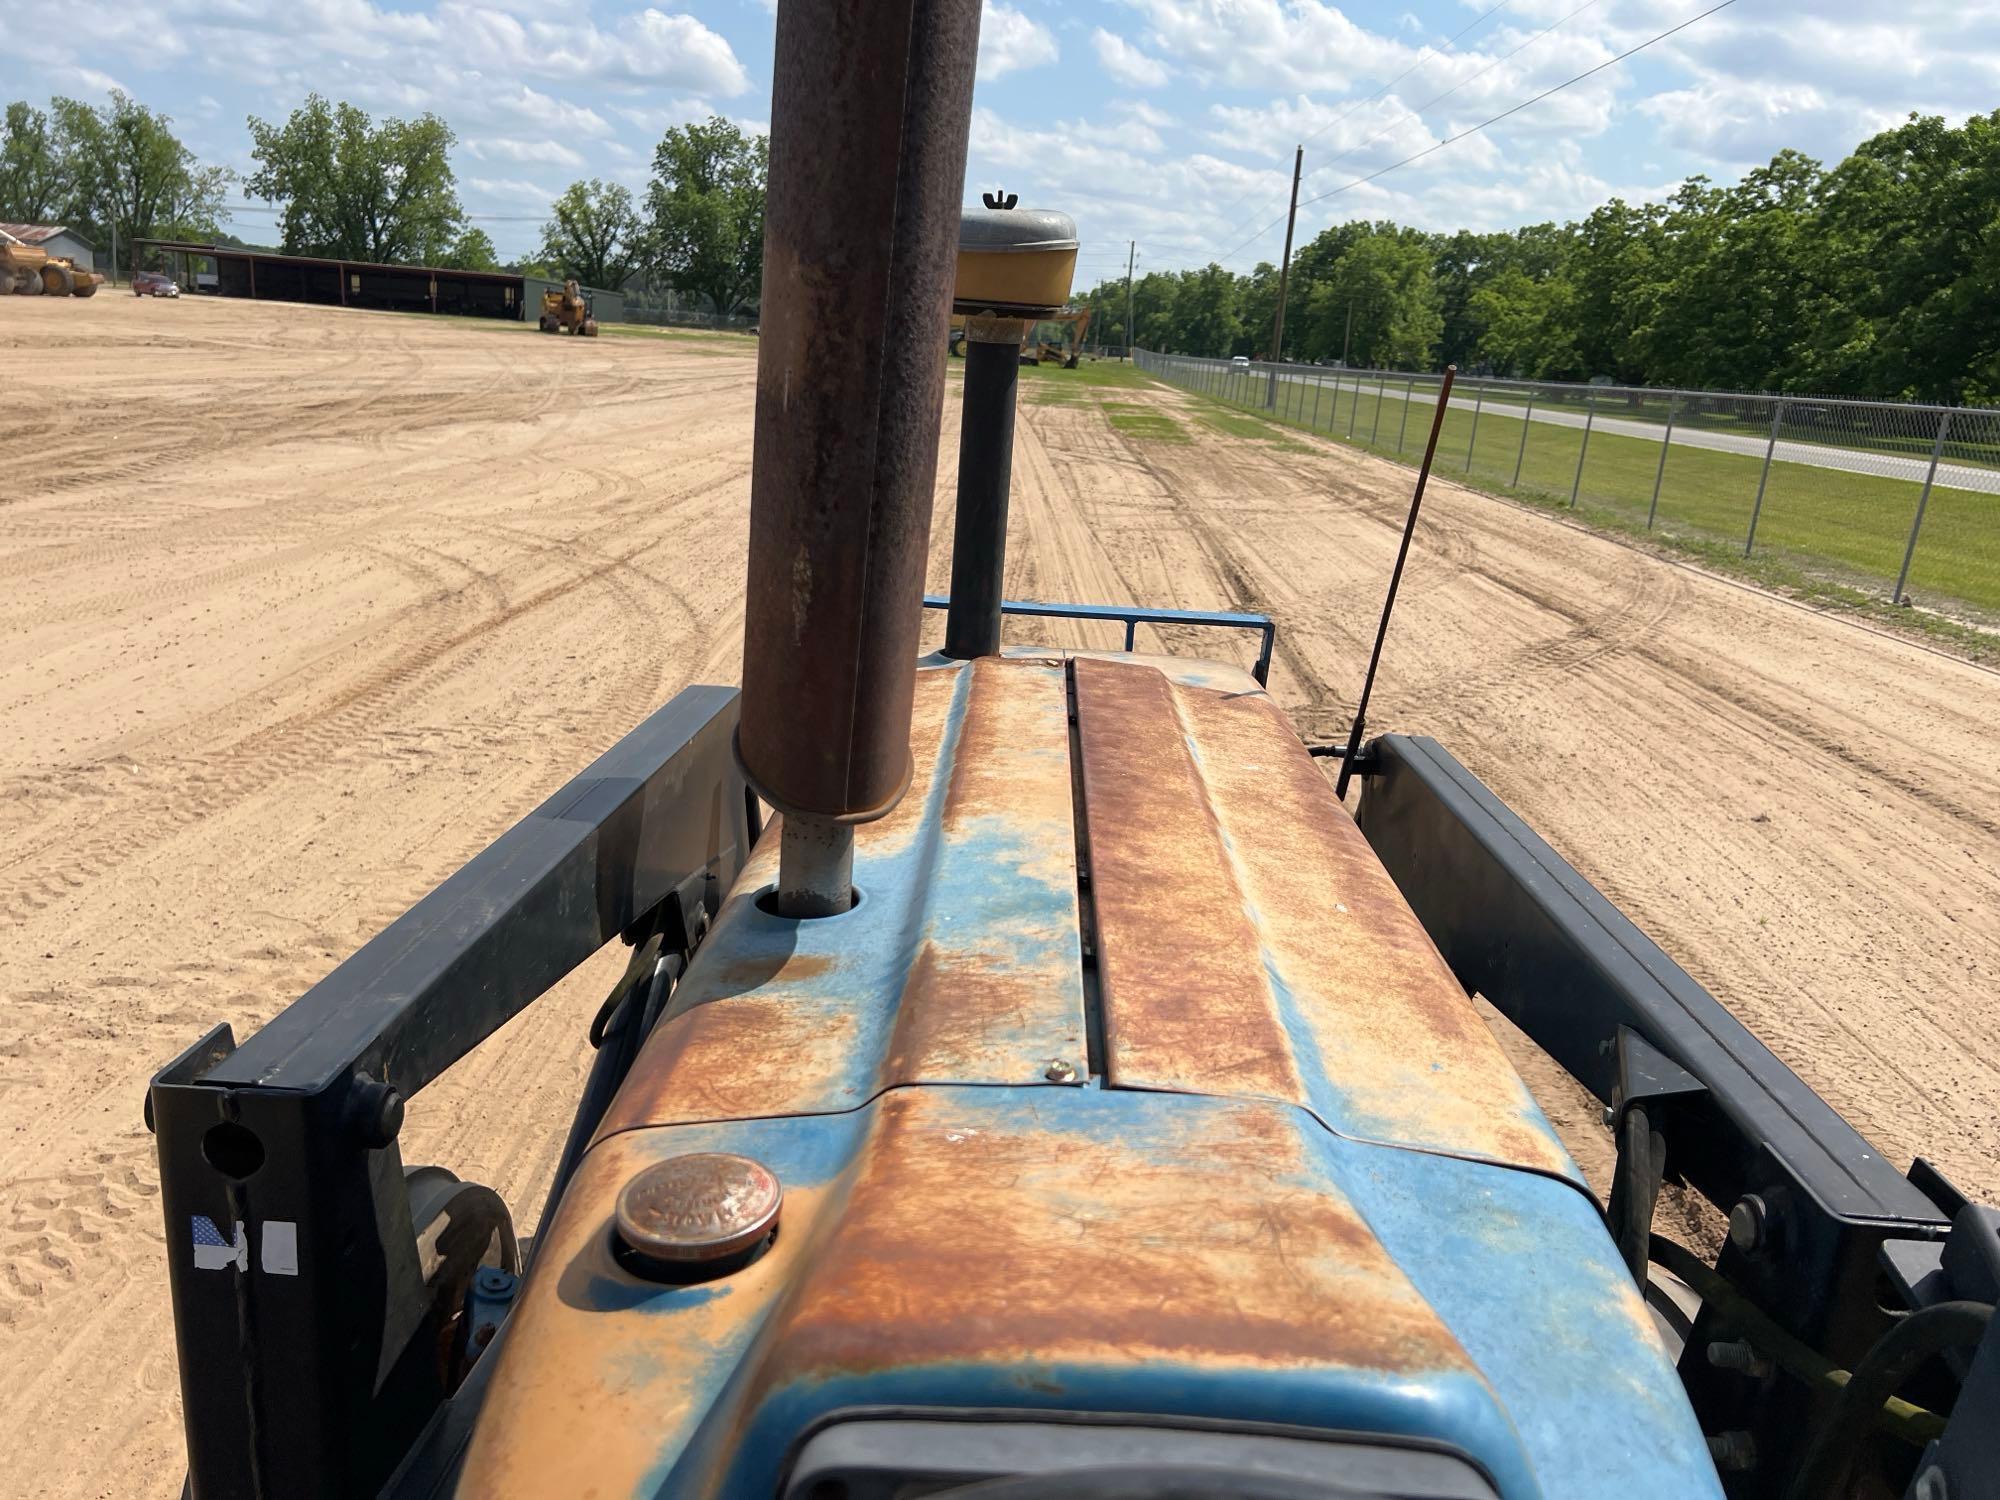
[455,653,1720,1500]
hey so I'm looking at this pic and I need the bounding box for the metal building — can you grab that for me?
[1,223,96,272]
[133,240,529,320]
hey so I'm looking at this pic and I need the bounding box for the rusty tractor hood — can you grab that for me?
[457,652,1720,1499]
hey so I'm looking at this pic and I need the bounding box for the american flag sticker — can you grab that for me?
[191,1214,249,1272]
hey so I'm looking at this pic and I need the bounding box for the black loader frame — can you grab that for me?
[148,669,1996,1500]
[148,687,756,1500]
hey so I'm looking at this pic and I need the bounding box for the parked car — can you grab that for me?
[1230,355,1251,370]
[133,272,180,298]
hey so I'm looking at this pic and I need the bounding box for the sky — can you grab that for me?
[4,0,1992,279]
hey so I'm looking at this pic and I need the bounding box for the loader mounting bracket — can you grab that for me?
[1354,732,1962,1494]
[146,686,756,1500]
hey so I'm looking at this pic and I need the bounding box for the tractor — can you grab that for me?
[2,241,104,296]
[539,278,599,337]
[144,3,1999,1497]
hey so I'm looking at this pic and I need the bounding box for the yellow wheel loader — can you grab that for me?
[537,279,599,337]
[2,243,105,296]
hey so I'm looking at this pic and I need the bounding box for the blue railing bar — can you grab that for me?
[921,594,1277,688]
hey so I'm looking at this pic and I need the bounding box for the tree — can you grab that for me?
[246,95,464,265]
[1468,265,1578,378]
[51,93,230,280]
[1303,230,1441,368]
[437,226,499,272]
[0,102,69,223]
[643,117,768,314]
[1174,263,1243,356]
[1804,112,2000,403]
[540,179,640,289]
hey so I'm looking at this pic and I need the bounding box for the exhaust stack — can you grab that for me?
[735,0,983,916]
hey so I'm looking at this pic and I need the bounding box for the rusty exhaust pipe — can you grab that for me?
[735,0,983,917]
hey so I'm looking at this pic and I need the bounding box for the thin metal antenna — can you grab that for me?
[1335,366,1457,802]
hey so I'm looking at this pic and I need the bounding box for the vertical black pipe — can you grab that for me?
[943,329,1021,659]
[735,0,983,914]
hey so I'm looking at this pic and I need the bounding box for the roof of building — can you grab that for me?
[133,238,522,284]
[0,224,92,248]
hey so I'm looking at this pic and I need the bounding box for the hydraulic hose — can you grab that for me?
[1783,1300,1993,1500]
[1647,1235,1949,1447]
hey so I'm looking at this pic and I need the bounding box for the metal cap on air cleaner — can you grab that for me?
[614,1153,782,1281]
[954,193,1078,318]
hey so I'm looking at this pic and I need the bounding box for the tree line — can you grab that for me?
[0,96,229,280]
[1,89,767,312]
[1079,111,2000,405]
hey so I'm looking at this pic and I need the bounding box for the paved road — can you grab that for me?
[1252,368,2000,497]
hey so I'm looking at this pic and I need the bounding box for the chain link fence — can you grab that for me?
[619,305,759,332]
[1134,352,2000,626]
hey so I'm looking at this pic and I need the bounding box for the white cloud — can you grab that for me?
[1092,28,1170,89]
[488,86,614,139]
[467,136,586,167]
[1122,0,1404,93]
[464,174,558,203]
[978,3,1059,81]
[611,99,717,134]
[437,3,750,92]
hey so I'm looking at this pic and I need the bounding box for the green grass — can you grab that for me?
[1184,368,2000,620]
[1103,401,1190,443]
[597,322,753,351]
[1192,405,1311,451]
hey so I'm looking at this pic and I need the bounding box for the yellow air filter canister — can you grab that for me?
[953,203,1078,318]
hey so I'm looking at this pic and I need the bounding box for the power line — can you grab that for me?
[1214,0,1737,267]
[1297,0,1607,197]
[219,199,553,223]
[1213,0,1607,266]
[1190,0,1518,254]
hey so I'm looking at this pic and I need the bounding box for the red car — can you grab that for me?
[132,271,180,298]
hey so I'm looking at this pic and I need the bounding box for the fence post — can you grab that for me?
[1647,394,1677,529]
[1370,375,1384,446]
[1744,398,1787,557]
[1513,391,1534,486]
[1893,409,1952,603]
[1569,392,1597,507]
[1465,382,1484,471]
[1348,372,1361,438]
[1398,377,1414,452]
[1313,370,1326,429]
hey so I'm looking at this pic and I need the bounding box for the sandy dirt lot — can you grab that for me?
[3,296,1996,1497]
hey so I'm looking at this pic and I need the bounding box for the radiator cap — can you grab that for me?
[615,1153,782,1274]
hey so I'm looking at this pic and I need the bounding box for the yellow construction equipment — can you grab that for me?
[2,243,103,297]
[538,279,599,337]
[1020,306,1091,367]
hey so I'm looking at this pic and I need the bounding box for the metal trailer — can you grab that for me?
[144,2,1997,1497]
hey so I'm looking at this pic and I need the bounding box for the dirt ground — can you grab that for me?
[3,296,1996,1497]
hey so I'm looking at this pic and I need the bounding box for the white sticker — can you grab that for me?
[261,1220,299,1277]
[192,1215,249,1272]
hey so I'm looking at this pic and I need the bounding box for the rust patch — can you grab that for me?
[1073,657,1307,1103]
[601,996,867,1134]
[459,1091,1489,1498]
[761,1089,1465,1380]
[884,940,1080,1080]
[942,656,1069,835]
[601,655,1085,1134]
[868,666,958,847]
[1173,680,1572,1177]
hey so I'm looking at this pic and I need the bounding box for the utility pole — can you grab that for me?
[1269,144,1303,363]
[1341,297,1355,368]
[1124,240,1135,360]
